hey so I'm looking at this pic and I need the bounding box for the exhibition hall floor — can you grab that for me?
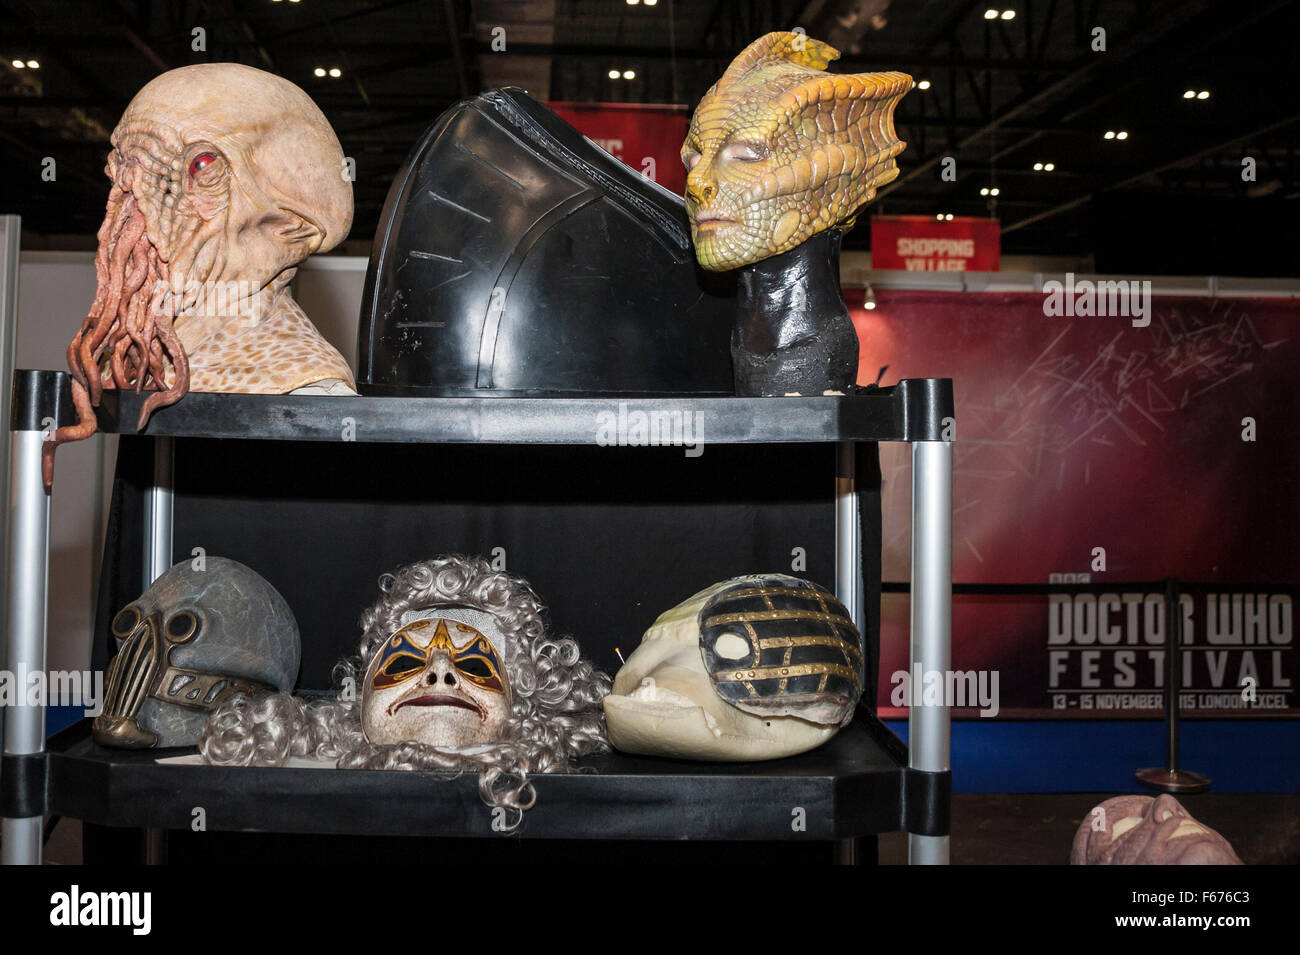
[877,794,1300,865]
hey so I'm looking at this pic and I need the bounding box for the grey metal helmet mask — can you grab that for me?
[93,557,300,748]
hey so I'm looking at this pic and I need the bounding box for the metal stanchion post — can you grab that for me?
[140,436,174,864]
[1136,577,1210,794]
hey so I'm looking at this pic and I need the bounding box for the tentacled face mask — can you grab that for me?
[681,31,911,271]
[362,611,513,750]
[45,62,356,484]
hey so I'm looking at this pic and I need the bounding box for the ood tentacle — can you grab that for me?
[46,167,196,488]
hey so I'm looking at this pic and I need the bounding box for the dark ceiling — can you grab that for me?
[0,0,1296,274]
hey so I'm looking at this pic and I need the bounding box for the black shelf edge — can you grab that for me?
[46,715,907,840]
[10,370,954,444]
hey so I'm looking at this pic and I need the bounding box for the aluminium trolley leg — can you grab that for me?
[909,439,953,864]
[2,428,52,864]
[834,440,865,864]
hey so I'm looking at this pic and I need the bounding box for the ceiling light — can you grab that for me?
[313,67,326,77]
[984,9,999,19]
[1104,130,1116,139]
[11,59,24,69]
[863,284,877,310]
[945,213,954,221]
[645,0,658,5]
[1183,89,1196,99]
[935,213,945,220]
[1116,130,1128,140]
[1033,162,1043,170]
[608,70,620,79]
[627,0,640,4]
[1044,162,1055,171]
[1000,9,1016,19]
[328,67,341,78]
[25,60,38,69]
[1197,90,1210,99]
[990,187,1000,196]
[917,79,931,90]
[980,187,990,196]
[622,69,635,79]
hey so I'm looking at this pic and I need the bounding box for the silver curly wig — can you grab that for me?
[200,555,612,824]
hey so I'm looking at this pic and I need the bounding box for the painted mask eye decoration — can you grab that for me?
[682,31,911,271]
[94,557,301,749]
[362,613,513,750]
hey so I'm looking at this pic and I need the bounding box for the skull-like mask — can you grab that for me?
[604,574,864,761]
[93,557,300,748]
[361,609,513,750]
[682,32,911,271]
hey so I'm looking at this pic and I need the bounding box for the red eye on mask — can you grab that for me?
[188,153,217,177]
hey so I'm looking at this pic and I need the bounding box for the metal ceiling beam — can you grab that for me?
[877,0,1249,200]
[988,0,1293,167]
[442,0,469,98]
[264,0,423,43]
[1003,112,1300,234]
[2,33,1080,75]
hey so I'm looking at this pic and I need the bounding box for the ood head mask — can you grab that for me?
[682,31,911,271]
[604,574,864,760]
[94,557,301,748]
[45,63,355,485]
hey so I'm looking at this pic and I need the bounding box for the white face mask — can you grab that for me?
[361,611,513,751]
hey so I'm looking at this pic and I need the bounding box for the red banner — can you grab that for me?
[844,287,1300,719]
[870,215,1001,271]
[548,102,689,196]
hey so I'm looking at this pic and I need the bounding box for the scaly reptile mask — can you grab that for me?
[682,31,911,271]
[45,63,355,484]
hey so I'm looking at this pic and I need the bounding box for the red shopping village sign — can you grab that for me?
[870,215,1001,271]
[548,102,689,196]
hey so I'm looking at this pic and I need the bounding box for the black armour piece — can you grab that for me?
[357,88,735,397]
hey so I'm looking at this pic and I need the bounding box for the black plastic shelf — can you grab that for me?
[10,369,955,443]
[6,365,952,856]
[46,715,908,840]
